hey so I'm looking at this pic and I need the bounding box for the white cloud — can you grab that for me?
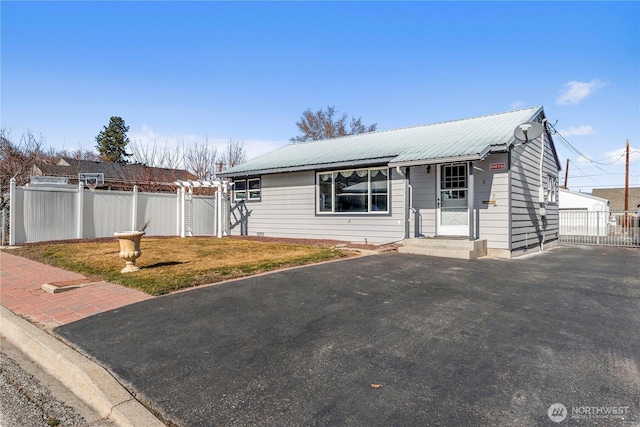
[510,101,526,110]
[556,79,605,106]
[558,125,595,136]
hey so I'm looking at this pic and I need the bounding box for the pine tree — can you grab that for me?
[95,116,132,163]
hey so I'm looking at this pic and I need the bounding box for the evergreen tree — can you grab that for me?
[95,116,131,163]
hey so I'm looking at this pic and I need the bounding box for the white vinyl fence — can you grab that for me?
[559,209,640,247]
[6,179,230,245]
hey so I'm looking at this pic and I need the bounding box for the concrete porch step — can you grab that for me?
[398,238,487,259]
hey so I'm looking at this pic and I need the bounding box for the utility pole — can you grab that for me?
[624,139,629,229]
[624,139,629,212]
[564,159,569,189]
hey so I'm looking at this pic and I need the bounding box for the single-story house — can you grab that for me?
[32,157,197,192]
[219,106,561,258]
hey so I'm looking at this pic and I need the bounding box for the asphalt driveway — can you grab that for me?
[56,246,640,426]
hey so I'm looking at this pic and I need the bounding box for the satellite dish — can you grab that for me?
[514,122,544,142]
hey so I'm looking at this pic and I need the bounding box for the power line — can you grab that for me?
[569,173,640,178]
[548,122,636,167]
[570,184,640,189]
[567,159,601,185]
[592,150,640,162]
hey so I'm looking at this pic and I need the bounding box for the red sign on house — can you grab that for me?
[490,162,506,171]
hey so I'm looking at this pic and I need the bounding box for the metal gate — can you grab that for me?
[559,210,640,247]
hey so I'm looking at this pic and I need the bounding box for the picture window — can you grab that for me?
[317,167,388,214]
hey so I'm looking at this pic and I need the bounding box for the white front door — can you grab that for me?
[437,163,469,236]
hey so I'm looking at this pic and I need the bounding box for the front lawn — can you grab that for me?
[11,237,350,295]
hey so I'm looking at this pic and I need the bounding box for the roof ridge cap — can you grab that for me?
[291,106,543,144]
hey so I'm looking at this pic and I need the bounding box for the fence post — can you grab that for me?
[9,178,16,245]
[216,184,222,238]
[596,211,600,245]
[180,187,186,238]
[1,208,5,246]
[132,186,138,231]
[76,181,84,239]
[176,188,181,236]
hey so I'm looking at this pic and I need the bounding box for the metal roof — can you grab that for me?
[220,106,543,177]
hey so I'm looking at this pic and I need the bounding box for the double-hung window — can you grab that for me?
[233,177,261,201]
[546,175,557,204]
[317,167,389,214]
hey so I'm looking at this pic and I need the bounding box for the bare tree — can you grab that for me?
[219,139,247,169]
[185,138,218,180]
[0,129,48,209]
[290,106,377,143]
[47,147,100,161]
[130,137,187,170]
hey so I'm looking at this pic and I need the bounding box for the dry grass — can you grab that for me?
[11,237,351,295]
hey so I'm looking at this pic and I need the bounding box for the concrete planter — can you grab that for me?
[114,231,145,273]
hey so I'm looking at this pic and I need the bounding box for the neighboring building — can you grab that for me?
[559,188,610,211]
[591,187,640,212]
[559,188,610,238]
[220,106,561,258]
[32,157,197,192]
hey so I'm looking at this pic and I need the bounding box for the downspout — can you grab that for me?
[395,166,415,239]
[468,161,474,241]
[539,119,548,250]
[507,151,512,252]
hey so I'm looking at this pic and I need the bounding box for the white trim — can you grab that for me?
[437,162,470,236]
[316,167,389,215]
[390,153,482,168]
[247,178,261,201]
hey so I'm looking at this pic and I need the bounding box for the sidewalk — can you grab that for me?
[0,249,163,427]
[1,250,153,328]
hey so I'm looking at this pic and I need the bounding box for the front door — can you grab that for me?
[437,163,469,236]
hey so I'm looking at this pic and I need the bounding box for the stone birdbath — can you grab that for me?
[114,231,145,273]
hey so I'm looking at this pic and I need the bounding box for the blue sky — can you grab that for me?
[2,1,638,192]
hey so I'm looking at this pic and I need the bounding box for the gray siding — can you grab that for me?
[409,166,436,237]
[510,128,560,251]
[473,154,511,249]
[228,169,406,244]
[409,156,510,249]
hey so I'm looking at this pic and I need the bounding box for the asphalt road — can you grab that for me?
[56,246,640,426]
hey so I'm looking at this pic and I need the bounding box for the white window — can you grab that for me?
[317,167,389,214]
[234,178,260,201]
[546,176,557,204]
[248,178,261,200]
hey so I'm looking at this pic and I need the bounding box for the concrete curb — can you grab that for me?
[0,306,164,427]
